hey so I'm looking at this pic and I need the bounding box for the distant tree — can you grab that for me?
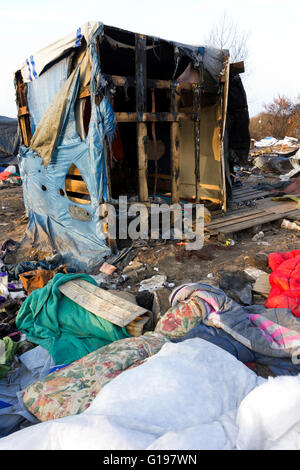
[263,95,293,138]
[250,95,300,140]
[204,11,250,63]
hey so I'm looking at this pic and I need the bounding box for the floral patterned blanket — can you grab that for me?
[23,332,167,422]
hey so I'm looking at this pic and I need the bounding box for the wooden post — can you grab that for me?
[135,34,148,202]
[171,86,181,204]
[15,72,31,147]
[194,63,205,204]
[193,83,201,203]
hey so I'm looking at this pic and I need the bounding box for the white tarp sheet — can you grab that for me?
[20,22,226,86]
[20,21,100,83]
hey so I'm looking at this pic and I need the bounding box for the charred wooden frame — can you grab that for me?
[15,24,228,208]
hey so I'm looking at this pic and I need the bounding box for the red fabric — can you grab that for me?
[0,171,12,181]
[265,250,300,317]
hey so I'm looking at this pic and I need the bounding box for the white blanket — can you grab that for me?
[0,339,263,450]
[3,338,300,450]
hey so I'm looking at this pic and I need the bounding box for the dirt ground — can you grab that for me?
[0,184,27,245]
[1,179,300,297]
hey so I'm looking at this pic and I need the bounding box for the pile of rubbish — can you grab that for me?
[0,165,21,187]
[251,136,300,155]
[1,245,300,449]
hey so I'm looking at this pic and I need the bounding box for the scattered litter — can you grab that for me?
[139,275,167,292]
[0,273,9,300]
[225,239,235,246]
[122,260,144,275]
[244,267,267,280]
[252,231,264,242]
[252,273,271,298]
[207,273,214,279]
[99,262,117,275]
[281,219,300,232]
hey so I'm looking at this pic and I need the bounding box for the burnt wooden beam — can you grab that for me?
[171,86,181,204]
[15,73,31,147]
[114,112,194,122]
[230,61,245,75]
[135,34,148,202]
[193,62,205,204]
[102,73,196,91]
[193,83,201,203]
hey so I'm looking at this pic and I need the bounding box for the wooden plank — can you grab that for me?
[126,314,152,336]
[79,87,91,99]
[207,210,267,229]
[58,279,149,327]
[230,61,245,74]
[218,212,292,234]
[65,178,90,195]
[282,210,300,220]
[18,106,29,117]
[208,200,299,234]
[232,191,274,203]
[67,164,82,177]
[137,123,148,202]
[66,194,90,205]
[232,189,267,196]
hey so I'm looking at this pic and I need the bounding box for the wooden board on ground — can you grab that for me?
[58,279,150,327]
[207,197,300,238]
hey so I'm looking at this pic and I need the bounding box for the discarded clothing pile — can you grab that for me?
[0,166,20,181]
[3,269,300,449]
[0,345,54,437]
[0,270,26,340]
[3,338,300,450]
[16,273,130,364]
[265,250,300,318]
[0,239,21,262]
[1,257,73,281]
[155,282,300,376]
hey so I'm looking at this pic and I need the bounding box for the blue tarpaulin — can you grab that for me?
[19,23,114,272]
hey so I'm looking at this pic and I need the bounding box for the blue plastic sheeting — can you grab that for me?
[27,57,70,135]
[19,23,114,272]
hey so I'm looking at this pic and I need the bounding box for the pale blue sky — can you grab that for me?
[0,0,299,118]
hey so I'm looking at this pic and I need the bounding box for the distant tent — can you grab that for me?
[0,116,20,165]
